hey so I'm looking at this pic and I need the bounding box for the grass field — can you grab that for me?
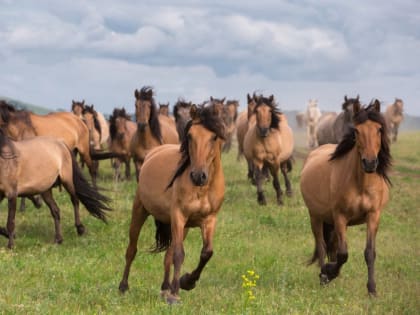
[0,131,419,314]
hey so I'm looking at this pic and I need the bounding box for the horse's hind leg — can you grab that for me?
[180,218,215,291]
[280,160,293,197]
[119,191,149,293]
[365,210,380,296]
[40,190,63,244]
[269,165,283,205]
[255,165,267,205]
[6,196,17,248]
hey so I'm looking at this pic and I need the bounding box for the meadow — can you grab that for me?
[0,131,418,314]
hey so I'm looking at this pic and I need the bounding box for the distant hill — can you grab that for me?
[0,96,53,115]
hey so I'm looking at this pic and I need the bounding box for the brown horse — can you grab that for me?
[243,95,294,205]
[71,99,85,118]
[119,104,226,304]
[0,129,111,248]
[173,98,192,142]
[236,93,258,161]
[158,103,170,117]
[130,87,178,179]
[209,96,225,119]
[109,107,137,181]
[317,95,360,145]
[222,100,239,152]
[384,98,404,142]
[300,100,391,296]
[0,101,99,185]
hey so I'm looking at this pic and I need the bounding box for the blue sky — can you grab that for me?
[1,0,419,115]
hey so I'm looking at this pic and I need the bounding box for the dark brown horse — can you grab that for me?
[301,100,391,296]
[173,98,192,142]
[130,87,178,179]
[0,128,111,248]
[119,104,226,304]
[109,108,137,181]
[222,100,239,152]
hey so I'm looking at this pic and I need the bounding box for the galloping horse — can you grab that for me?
[243,95,294,205]
[305,99,322,148]
[0,129,111,248]
[222,100,239,152]
[130,87,178,180]
[317,95,360,145]
[0,101,98,185]
[384,98,404,142]
[236,93,258,161]
[300,100,391,296]
[173,99,192,142]
[119,104,226,304]
[109,108,137,181]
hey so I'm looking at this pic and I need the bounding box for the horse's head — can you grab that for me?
[82,105,101,144]
[247,93,259,119]
[134,87,156,131]
[72,100,85,118]
[209,96,225,118]
[223,100,239,126]
[353,100,389,174]
[254,94,280,138]
[159,103,170,116]
[110,108,130,140]
[0,100,15,126]
[174,99,192,123]
[394,98,404,115]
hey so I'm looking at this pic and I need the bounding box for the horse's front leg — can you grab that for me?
[254,162,266,205]
[280,160,293,197]
[269,165,283,205]
[6,196,17,248]
[180,216,216,291]
[40,189,63,244]
[365,210,380,297]
[320,215,348,283]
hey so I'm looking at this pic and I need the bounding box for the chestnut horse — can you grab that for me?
[243,95,294,205]
[130,87,178,180]
[119,104,226,304]
[222,100,239,152]
[300,100,391,296]
[384,98,404,142]
[109,108,137,181]
[173,98,192,142]
[0,129,111,248]
[0,101,98,185]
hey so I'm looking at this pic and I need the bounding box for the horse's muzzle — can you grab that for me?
[258,127,270,138]
[137,122,148,131]
[362,158,378,173]
[190,171,208,186]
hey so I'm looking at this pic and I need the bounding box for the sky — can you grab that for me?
[1,0,419,116]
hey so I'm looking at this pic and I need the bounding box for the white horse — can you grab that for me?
[305,99,322,148]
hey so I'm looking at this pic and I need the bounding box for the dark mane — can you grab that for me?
[254,96,282,130]
[83,105,102,138]
[166,104,226,189]
[173,98,191,121]
[342,95,360,111]
[0,100,33,128]
[330,103,392,185]
[0,127,16,159]
[109,107,131,140]
[71,100,85,112]
[136,86,162,142]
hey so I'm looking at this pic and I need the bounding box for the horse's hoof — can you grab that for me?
[119,282,129,293]
[286,190,293,197]
[76,224,85,236]
[258,199,267,205]
[0,227,9,238]
[160,289,170,299]
[180,273,196,291]
[277,199,284,206]
[319,273,330,285]
[166,294,181,305]
[368,291,377,298]
[55,238,63,244]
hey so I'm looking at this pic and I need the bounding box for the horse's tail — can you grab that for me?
[150,219,171,253]
[308,221,335,265]
[71,155,111,222]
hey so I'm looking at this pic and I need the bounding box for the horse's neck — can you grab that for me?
[136,125,160,146]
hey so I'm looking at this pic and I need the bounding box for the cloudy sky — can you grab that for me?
[1,0,419,115]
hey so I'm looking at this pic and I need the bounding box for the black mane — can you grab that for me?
[254,96,282,130]
[330,103,392,185]
[136,87,162,142]
[83,105,102,138]
[109,107,131,140]
[166,104,226,189]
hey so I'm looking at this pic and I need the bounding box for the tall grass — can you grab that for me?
[0,132,418,314]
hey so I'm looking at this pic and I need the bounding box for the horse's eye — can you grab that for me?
[212,134,217,141]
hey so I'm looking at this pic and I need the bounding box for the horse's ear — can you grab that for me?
[134,89,139,98]
[72,100,75,104]
[373,99,381,112]
[82,100,85,105]
[344,95,348,102]
[247,93,251,103]
[210,96,214,102]
[221,97,226,104]
[356,94,360,101]
[147,89,153,98]
[190,104,199,120]
[353,102,361,114]
[269,94,274,103]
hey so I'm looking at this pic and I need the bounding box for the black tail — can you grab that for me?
[72,156,111,222]
[150,219,171,253]
[308,222,335,265]
[90,150,125,161]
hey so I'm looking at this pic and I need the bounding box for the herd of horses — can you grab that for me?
[0,89,400,303]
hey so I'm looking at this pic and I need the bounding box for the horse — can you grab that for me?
[316,95,360,145]
[109,107,137,181]
[158,103,170,117]
[0,101,99,186]
[295,111,306,129]
[82,104,110,151]
[243,94,294,205]
[71,99,85,118]
[173,98,192,142]
[119,104,226,304]
[300,100,391,296]
[130,87,179,180]
[384,98,404,142]
[222,100,239,152]
[305,99,322,148]
[236,93,258,161]
[209,96,225,119]
[0,128,111,248]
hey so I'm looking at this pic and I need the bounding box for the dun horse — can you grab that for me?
[119,104,226,304]
[130,87,178,179]
[300,100,391,296]
[158,103,171,117]
[82,104,110,150]
[173,99,192,142]
[222,100,239,152]
[0,129,111,248]
[236,93,258,161]
[109,108,137,181]
[243,95,294,205]
[384,98,404,142]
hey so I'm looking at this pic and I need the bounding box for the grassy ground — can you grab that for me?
[0,131,418,314]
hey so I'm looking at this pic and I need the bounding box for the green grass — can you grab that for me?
[0,132,419,314]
